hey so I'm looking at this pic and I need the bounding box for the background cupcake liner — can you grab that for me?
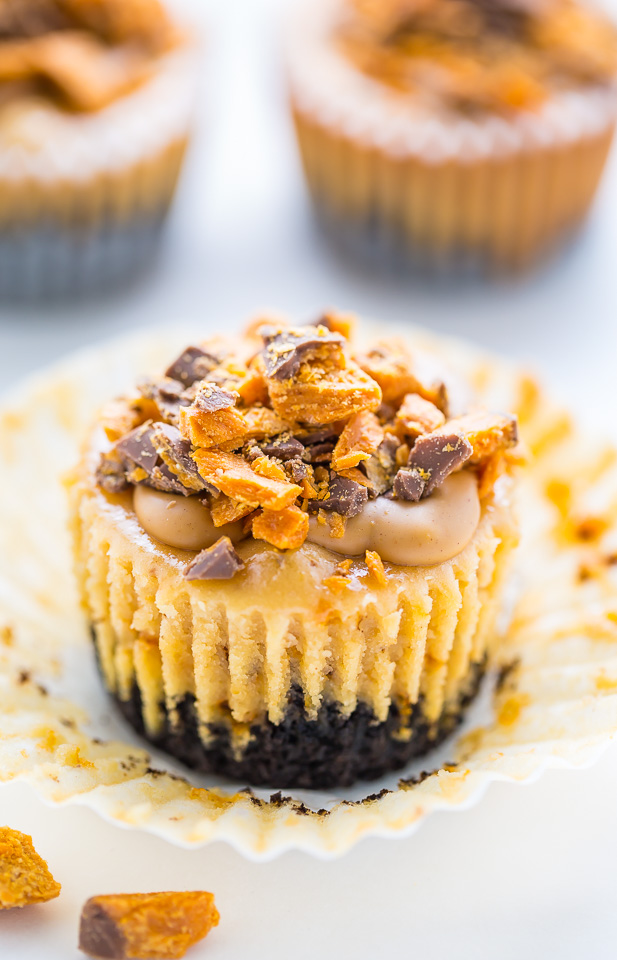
[286,0,617,270]
[1,324,617,859]
[0,45,198,297]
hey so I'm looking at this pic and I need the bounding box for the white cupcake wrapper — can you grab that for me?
[1,324,617,859]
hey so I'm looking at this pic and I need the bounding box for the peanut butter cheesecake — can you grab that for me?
[287,0,617,270]
[0,0,195,296]
[71,316,520,789]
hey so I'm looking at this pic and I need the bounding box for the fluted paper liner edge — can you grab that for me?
[1,324,617,859]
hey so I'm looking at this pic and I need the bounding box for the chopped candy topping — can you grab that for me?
[78,890,219,960]
[184,537,244,581]
[0,827,61,909]
[94,320,519,578]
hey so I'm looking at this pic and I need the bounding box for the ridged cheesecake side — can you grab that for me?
[69,452,518,788]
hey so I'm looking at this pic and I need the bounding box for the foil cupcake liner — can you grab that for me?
[0,44,198,298]
[1,325,617,858]
[286,0,617,271]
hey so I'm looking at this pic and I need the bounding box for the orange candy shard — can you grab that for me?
[179,385,248,450]
[267,361,382,425]
[0,827,61,909]
[252,504,309,549]
[440,410,519,464]
[365,549,388,586]
[192,448,301,510]
[395,392,446,439]
[78,891,219,960]
[355,342,448,411]
[331,410,384,471]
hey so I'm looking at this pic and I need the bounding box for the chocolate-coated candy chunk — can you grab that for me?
[261,327,345,381]
[184,537,245,581]
[393,467,425,502]
[150,422,212,494]
[309,473,368,518]
[285,457,308,483]
[260,434,305,461]
[243,440,264,463]
[115,424,188,496]
[79,899,125,959]
[302,441,335,463]
[115,422,158,472]
[137,377,192,423]
[96,451,128,494]
[407,433,473,497]
[302,427,340,445]
[192,383,237,414]
[164,345,220,387]
[363,433,399,497]
[78,891,219,960]
[300,426,339,463]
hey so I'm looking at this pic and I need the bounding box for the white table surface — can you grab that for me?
[2,0,617,957]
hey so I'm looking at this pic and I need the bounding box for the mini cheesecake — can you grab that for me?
[0,0,195,296]
[70,315,520,789]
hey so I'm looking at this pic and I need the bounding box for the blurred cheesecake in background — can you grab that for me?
[286,0,617,272]
[0,0,198,298]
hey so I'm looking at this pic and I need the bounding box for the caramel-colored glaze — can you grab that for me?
[133,484,245,552]
[133,470,480,567]
[307,471,480,565]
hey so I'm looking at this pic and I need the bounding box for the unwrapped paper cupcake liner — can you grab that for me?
[286,0,617,270]
[1,323,617,859]
[0,45,198,297]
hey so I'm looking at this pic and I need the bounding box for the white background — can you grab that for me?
[2,0,617,957]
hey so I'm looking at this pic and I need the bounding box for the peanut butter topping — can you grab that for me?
[339,0,617,114]
[133,485,246,552]
[307,470,480,565]
[95,316,520,580]
[134,469,481,566]
[0,0,177,112]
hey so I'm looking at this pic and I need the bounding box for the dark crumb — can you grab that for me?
[16,669,30,685]
[495,658,521,693]
[109,670,485,792]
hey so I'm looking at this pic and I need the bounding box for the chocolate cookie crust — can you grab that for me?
[110,661,485,790]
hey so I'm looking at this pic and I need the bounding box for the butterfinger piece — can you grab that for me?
[252,504,309,549]
[331,410,384,471]
[443,411,519,463]
[365,550,387,586]
[192,448,301,509]
[78,891,219,960]
[184,538,244,581]
[355,342,448,411]
[0,827,61,909]
[267,361,382,425]
[316,311,356,340]
[179,384,248,449]
[406,433,473,498]
[100,396,159,442]
[395,393,446,439]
